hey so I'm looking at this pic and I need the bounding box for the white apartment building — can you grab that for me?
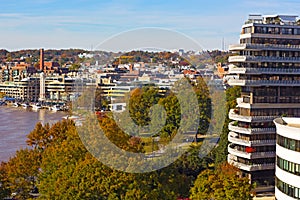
[227,14,300,193]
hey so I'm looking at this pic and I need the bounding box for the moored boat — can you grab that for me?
[21,103,30,109]
[50,105,61,112]
[31,103,42,110]
[12,102,20,107]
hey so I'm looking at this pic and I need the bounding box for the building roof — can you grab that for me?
[274,117,300,128]
[246,14,299,25]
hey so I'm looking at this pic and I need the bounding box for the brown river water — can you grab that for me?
[0,106,67,162]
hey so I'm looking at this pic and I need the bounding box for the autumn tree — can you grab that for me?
[27,120,74,150]
[1,149,41,199]
[35,117,190,199]
[0,92,5,98]
[37,121,88,199]
[98,113,144,153]
[0,163,11,199]
[94,87,109,111]
[0,78,219,199]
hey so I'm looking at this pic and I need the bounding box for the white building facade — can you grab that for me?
[274,117,300,200]
[227,14,300,193]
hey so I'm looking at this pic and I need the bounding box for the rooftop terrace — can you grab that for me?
[245,14,300,26]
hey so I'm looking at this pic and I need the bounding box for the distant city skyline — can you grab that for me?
[1,0,300,51]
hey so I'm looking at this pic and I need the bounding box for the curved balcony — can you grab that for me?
[228,56,247,62]
[229,43,300,51]
[228,79,300,86]
[229,109,277,122]
[228,144,276,159]
[228,55,300,63]
[228,132,250,146]
[228,156,275,171]
[228,132,276,147]
[229,66,300,75]
[228,122,276,135]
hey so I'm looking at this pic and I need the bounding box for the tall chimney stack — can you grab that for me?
[39,48,44,71]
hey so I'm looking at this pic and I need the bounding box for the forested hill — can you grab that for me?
[0,49,232,66]
[0,49,87,64]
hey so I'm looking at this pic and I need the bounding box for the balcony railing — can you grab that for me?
[228,122,276,134]
[228,132,276,146]
[229,56,247,62]
[228,132,250,146]
[236,97,243,105]
[228,67,246,74]
[228,144,276,159]
[228,55,300,63]
[228,157,275,171]
[229,67,300,75]
[229,43,300,51]
[228,79,300,86]
[229,109,277,122]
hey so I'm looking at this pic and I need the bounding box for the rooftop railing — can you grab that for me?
[244,20,299,26]
[228,132,276,146]
[229,55,300,63]
[229,109,277,122]
[228,157,275,171]
[229,43,300,50]
[228,122,276,134]
[228,144,276,159]
[229,67,300,74]
[228,79,300,86]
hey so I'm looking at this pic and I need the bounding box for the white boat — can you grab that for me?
[62,115,80,120]
[13,102,20,107]
[51,105,61,112]
[62,115,83,126]
[31,103,42,110]
[21,103,30,109]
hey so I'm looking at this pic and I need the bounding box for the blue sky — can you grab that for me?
[1,0,300,51]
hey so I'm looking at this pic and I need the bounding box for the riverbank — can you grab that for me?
[0,99,69,112]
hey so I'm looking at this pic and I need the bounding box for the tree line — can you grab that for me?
[0,80,253,199]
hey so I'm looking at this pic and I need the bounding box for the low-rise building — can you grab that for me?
[0,74,80,102]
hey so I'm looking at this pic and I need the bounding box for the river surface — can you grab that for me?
[0,106,67,162]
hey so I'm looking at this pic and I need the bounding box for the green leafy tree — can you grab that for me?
[69,63,81,71]
[212,86,241,165]
[158,93,180,139]
[193,77,212,135]
[190,163,254,200]
[129,86,161,126]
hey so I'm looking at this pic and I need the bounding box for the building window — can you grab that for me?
[277,156,300,176]
[244,27,252,34]
[277,135,300,152]
[276,177,300,199]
